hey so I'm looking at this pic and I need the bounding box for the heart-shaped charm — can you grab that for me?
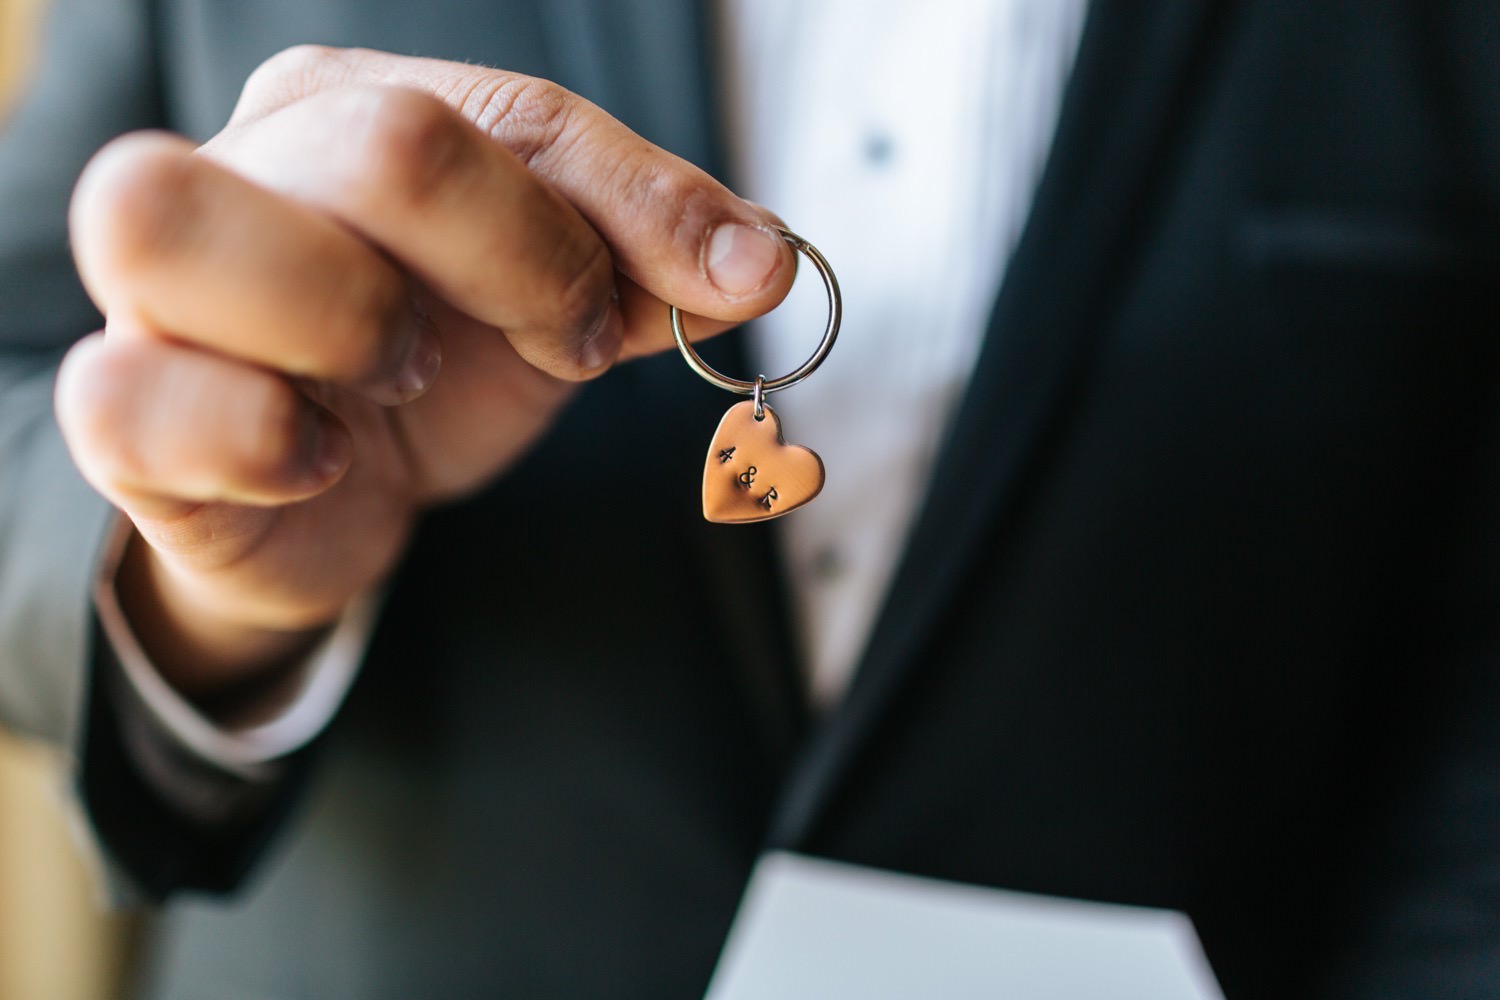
[702,400,825,523]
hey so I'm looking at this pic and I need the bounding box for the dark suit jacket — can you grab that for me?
[0,1,1495,996]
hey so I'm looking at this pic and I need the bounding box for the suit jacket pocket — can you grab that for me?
[1240,206,1491,276]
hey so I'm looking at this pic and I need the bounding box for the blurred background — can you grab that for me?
[2,1,144,997]
[0,0,41,108]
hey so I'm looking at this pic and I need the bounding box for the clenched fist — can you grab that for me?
[54,46,793,700]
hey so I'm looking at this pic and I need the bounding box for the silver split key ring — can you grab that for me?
[671,226,841,396]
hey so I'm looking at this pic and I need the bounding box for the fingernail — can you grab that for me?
[704,223,783,299]
[577,307,624,373]
[391,317,442,401]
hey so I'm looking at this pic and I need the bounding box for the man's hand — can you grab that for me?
[54,47,794,699]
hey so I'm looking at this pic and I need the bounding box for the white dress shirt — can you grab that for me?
[721,0,1087,705]
[94,0,1089,782]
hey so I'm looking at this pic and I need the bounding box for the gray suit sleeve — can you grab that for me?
[0,0,160,746]
[0,0,311,900]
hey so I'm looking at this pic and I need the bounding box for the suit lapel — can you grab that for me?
[769,0,1242,846]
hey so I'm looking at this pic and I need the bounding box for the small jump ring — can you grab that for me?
[752,375,766,420]
[671,226,841,396]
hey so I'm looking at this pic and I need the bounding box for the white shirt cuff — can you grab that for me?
[92,517,377,779]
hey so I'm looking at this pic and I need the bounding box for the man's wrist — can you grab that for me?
[92,515,380,770]
[113,528,332,707]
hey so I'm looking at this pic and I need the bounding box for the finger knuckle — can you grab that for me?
[239,44,341,110]
[615,156,715,249]
[73,134,199,280]
[468,75,578,166]
[55,339,151,487]
[341,87,472,215]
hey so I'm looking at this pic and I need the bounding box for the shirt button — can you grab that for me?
[809,546,847,580]
[862,131,895,166]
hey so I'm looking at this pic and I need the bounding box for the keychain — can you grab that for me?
[671,226,841,524]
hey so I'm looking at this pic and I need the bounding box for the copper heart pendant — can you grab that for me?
[702,401,825,523]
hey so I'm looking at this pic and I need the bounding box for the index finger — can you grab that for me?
[223,46,796,325]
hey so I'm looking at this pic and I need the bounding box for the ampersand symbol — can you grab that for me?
[738,466,758,489]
